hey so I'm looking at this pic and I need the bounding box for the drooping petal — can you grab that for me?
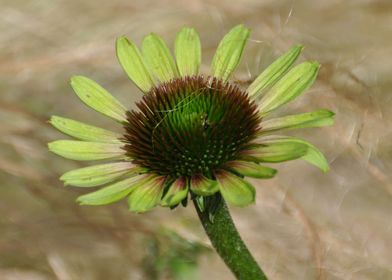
[60,162,145,187]
[225,160,277,179]
[258,62,320,115]
[161,176,188,207]
[142,33,179,83]
[50,115,122,143]
[70,76,127,122]
[240,139,308,163]
[260,109,335,134]
[128,175,167,213]
[211,24,250,81]
[175,27,201,76]
[77,174,151,205]
[215,170,255,207]
[190,174,219,196]
[248,45,303,98]
[248,136,329,171]
[273,137,330,172]
[48,140,125,161]
[116,36,155,92]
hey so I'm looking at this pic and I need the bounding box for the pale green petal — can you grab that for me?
[48,140,125,161]
[70,76,127,122]
[260,109,335,134]
[142,33,179,83]
[77,174,151,205]
[258,62,320,115]
[225,160,277,179]
[50,115,122,143]
[215,170,255,207]
[240,139,308,163]
[211,24,250,81]
[116,36,155,92]
[61,162,146,187]
[274,137,329,172]
[175,27,201,76]
[161,176,188,207]
[190,174,219,196]
[248,45,303,98]
[128,175,167,213]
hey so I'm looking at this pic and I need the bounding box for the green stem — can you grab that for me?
[193,194,268,280]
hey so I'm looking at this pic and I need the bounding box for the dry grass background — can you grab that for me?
[1,0,392,279]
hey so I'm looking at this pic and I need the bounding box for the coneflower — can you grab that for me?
[49,25,333,279]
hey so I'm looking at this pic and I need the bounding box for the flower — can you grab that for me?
[48,25,334,213]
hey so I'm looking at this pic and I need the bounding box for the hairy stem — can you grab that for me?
[194,195,268,280]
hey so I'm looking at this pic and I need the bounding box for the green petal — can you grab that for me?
[116,36,155,92]
[258,62,320,115]
[260,109,335,134]
[142,33,179,83]
[77,174,151,205]
[161,176,188,207]
[275,137,330,172]
[211,24,250,81]
[70,76,127,122]
[128,175,167,213]
[175,27,201,76]
[225,160,277,179]
[50,115,122,143]
[48,140,125,161]
[61,162,145,187]
[190,174,219,196]
[248,45,303,98]
[240,139,308,163]
[215,170,255,207]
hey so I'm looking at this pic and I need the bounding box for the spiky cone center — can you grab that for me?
[123,75,261,180]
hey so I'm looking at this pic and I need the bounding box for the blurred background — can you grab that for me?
[1,0,391,279]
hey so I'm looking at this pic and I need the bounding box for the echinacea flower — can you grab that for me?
[49,25,334,213]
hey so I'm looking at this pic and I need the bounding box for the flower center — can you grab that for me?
[124,75,260,177]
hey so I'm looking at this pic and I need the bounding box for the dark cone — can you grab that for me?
[123,76,260,178]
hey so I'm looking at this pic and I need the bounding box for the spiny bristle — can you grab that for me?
[123,75,261,177]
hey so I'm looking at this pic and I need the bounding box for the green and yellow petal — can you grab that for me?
[175,27,201,76]
[50,115,122,143]
[215,170,255,207]
[142,33,179,83]
[116,36,155,92]
[190,174,219,196]
[70,76,127,122]
[128,175,167,213]
[77,174,151,205]
[211,24,250,81]
[48,140,125,161]
[258,62,320,115]
[248,45,303,98]
[61,162,145,187]
[260,109,335,134]
[161,176,188,207]
[225,160,277,179]
[240,139,308,163]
